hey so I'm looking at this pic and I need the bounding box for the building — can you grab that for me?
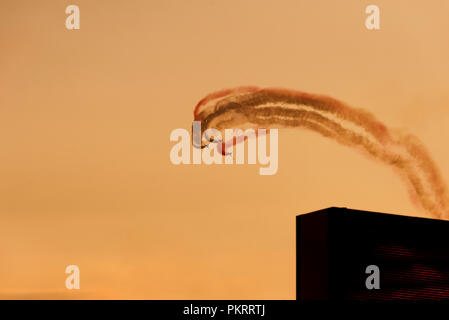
[296,207,449,300]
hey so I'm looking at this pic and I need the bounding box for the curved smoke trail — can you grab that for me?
[193,87,449,220]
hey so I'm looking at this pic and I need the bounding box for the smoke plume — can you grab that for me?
[193,87,449,220]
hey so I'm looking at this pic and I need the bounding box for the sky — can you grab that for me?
[1,0,449,299]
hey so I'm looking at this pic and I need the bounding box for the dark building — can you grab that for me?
[296,207,449,300]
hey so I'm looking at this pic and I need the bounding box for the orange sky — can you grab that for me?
[1,0,449,299]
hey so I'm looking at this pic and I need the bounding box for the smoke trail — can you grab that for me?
[193,87,449,220]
